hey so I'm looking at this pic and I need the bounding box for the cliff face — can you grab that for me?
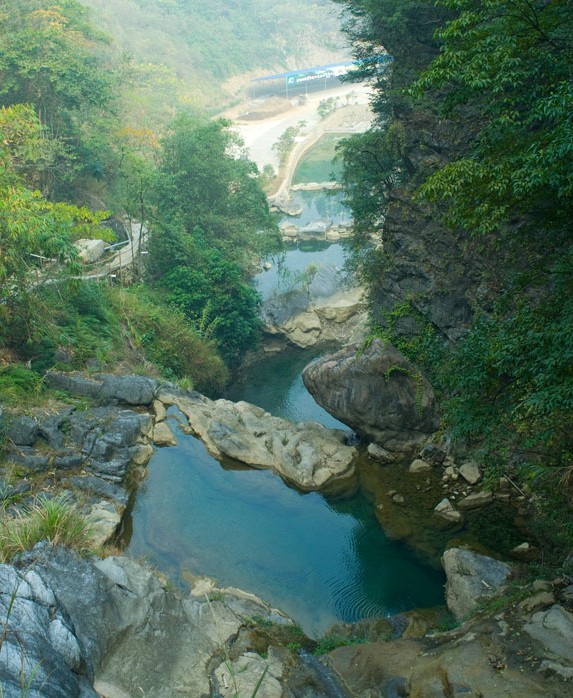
[369,106,489,344]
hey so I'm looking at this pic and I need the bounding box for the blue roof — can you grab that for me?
[252,61,355,82]
[252,57,392,82]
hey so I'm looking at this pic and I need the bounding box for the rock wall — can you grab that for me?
[370,109,489,344]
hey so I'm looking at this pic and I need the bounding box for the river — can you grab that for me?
[125,134,446,638]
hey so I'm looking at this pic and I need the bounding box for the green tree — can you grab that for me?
[154,114,278,269]
[0,104,106,347]
[411,0,573,238]
[147,115,280,364]
[335,0,573,493]
[0,0,117,197]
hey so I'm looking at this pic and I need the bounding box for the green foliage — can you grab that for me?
[147,115,280,365]
[442,249,573,475]
[312,633,366,655]
[0,494,95,562]
[1,280,117,373]
[365,300,446,384]
[272,126,300,168]
[109,287,229,395]
[336,123,406,283]
[333,0,450,93]
[153,114,279,266]
[336,0,573,501]
[317,96,340,119]
[0,0,118,197]
[0,367,43,404]
[0,104,109,353]
[412,0,573,238]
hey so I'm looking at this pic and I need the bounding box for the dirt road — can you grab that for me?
[231,82,373,187]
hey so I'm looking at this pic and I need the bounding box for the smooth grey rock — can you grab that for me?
[524,605,573,661]
[539,660,573,680]
[45,372,157,406]
[0,560,98,698]
[457,491,493,510]
[459,460,481,485]
[54,452,85,470]
[367,442,397,463]
[409,458,431,473]
[434,498,462,523]
[302,339,440,452]
[442,548,511,620]
[8,447,50,472]
[30,546,123,677]
[67,476,129,506]
[49,618,82,671]
[95,374,157,405]
[5,416,39,446]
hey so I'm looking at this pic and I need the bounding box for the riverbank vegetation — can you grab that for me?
[334,0,573,561]
[0,0,295,395]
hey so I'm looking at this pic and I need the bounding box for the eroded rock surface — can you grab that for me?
[0,545,298,698]
[159,391,356,490]
[302,339,440,452]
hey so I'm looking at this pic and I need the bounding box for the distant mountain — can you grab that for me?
[82,0,349,115]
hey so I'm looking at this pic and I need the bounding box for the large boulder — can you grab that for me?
[442,548,512,620]
[159,391,356,490]
[45,372,157,406]
[302,339,440,452]
[524,605,573,662]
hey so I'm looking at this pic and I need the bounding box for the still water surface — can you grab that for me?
[127,418,445,637]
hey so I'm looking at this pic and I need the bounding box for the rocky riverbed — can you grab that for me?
[1,371,573,696]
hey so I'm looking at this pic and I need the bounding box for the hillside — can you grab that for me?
[83,0,350,117]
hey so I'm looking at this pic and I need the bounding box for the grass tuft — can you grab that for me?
[0,494,95,562]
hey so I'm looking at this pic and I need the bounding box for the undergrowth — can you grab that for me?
[108,286,229,396]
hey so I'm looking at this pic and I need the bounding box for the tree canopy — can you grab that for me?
[0,0,117,198]
[146,115,280,364]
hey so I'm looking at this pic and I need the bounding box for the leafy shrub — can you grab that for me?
[0,366,43,404]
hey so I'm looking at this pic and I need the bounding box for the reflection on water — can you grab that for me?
[292,133,345,185]
[126,423,446,638]
[226,343,347,430]
[279,189,352,228]
[257,241,347,300]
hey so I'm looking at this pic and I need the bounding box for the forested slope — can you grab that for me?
[83,0,348,119]
[334,0,573,559]
[0,0,285,396]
